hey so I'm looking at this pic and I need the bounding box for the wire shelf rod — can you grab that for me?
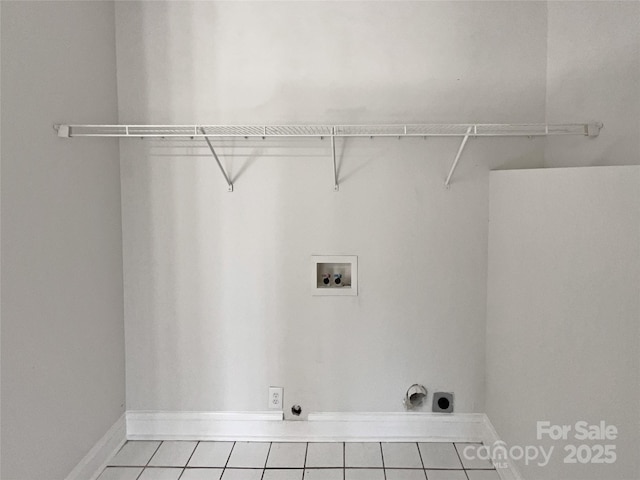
[53,122,603,190]
[54,123,602,138]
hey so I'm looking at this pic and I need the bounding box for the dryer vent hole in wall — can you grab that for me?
[404,384,427,410]
[291,404,302,416]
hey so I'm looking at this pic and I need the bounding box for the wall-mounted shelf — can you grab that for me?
[53,122,602,191]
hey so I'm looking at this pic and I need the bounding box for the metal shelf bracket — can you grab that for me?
[331,129,339,192]
[444,126,473,188]
[200,127,234,192]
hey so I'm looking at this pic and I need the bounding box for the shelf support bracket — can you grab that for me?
[200,127,234,192]
[444,126,473,188]
[331,129,339,191]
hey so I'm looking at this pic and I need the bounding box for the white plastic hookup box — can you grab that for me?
[311,255,358,296]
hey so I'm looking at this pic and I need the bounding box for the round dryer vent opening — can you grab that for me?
[404,384,427,410]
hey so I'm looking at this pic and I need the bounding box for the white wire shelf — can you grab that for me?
[54,123,601,138]
[53,122,603,191]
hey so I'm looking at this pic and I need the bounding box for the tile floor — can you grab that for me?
[99,441,499,480]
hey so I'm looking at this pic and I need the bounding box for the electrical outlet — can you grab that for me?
[269,387,283,410]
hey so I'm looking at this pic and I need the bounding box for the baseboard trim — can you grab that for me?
[65,413,127,480]
[481,414,524,480]
[126,410,486,442]
[127,410,283,441]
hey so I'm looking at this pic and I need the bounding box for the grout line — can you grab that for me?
[98,440,128,478]
[224,442,236,468]
[343,442,346,480]
[453,443,464,467]
[135,441,163,480]
[265,442,273,468]
[219,466,410,470]
[453,444,470,480]
[222,441,236,478]
[301,442,309,480]
[416,441,425,468]
[177,441,199,479]
[147,441,164,466]
[415,442,428,480]
[260,442,272,480]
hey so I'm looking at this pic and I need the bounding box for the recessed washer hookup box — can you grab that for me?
[311,255,357,296]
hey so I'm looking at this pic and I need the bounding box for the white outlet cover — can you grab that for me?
[269,386,283,410]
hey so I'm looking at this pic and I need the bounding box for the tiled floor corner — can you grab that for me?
[99,440,500,480]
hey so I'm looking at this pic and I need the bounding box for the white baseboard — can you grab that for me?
[126,410,487,442]
[65,413,127,480]
[127,411,284,441]
[481,414,524,480]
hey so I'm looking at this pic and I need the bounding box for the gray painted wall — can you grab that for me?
[1,2,124,479]
[545,1,640,167]
[486,166,640,480]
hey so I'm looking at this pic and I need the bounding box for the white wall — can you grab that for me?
[545,1,640,167]
[1,2,124,479]
[486,166,640,480]
[115,1,548,415]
